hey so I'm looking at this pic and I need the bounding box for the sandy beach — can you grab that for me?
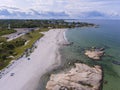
[0,29,67,90]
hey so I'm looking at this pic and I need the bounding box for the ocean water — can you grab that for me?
[61,19,120,90]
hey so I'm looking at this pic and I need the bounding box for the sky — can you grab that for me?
[0,0,120,19]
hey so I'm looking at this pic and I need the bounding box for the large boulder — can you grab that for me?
[85,48,104,60]
[46,63,102,90]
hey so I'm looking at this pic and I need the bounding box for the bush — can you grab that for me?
[0,29,16,36]
[9,38,26,47]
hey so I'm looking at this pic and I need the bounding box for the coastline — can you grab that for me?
[0,29,67,90]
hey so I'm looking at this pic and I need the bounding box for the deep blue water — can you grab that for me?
[62,19,120,90]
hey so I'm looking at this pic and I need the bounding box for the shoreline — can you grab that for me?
[0,29,67,90]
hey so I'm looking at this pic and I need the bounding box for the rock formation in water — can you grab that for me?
[85,48,104,60]
[112,60,120,65]
[46,63,102,90]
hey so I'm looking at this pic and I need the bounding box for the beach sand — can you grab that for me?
[0,29,67,90]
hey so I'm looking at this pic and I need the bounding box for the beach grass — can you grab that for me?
[14,30,44,59]
[39,28,49,32]
[0,29,44,70]
[0,37,7,43]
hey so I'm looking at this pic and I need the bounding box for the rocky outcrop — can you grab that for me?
[46,63,102,90]
[85,48,104,60]
[112,60,120,65]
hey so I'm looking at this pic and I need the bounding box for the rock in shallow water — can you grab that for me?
[85,48,104,60]
[46,63,102,90]
[112,60,120,65]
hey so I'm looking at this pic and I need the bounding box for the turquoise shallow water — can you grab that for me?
[62,20,120,90]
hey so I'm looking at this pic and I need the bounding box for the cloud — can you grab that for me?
[80,11,106,18]
[0,7,69,19]
[0,0,120,19]
[0,9,11,16]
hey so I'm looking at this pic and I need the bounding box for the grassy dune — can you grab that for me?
[0,29,46,70]
[15,30,44,59]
